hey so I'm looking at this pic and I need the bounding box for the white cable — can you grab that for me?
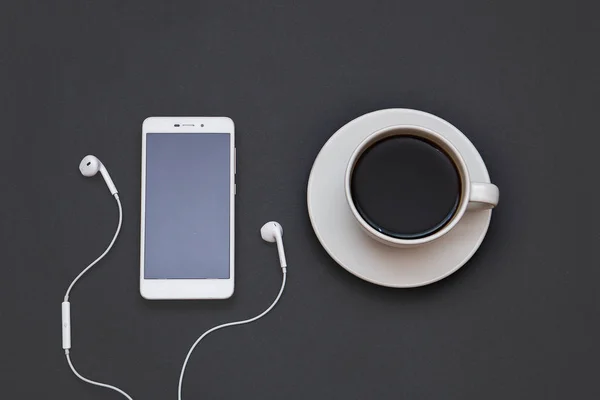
[178,269,288,400]
[66,351,133,400]
[64,194,123,302]
[63,194,133,400]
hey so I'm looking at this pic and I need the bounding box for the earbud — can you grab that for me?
[261,221,287,268]
[79,155,118,195]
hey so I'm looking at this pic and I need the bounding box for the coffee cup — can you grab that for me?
[344,125,499,247]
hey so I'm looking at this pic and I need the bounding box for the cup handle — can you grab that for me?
[468,182,499,211]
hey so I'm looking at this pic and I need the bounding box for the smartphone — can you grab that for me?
[140,117,235,299]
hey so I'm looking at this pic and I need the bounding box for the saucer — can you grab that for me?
[307,109,494,287]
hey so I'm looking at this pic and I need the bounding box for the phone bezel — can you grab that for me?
[140,117,235,300]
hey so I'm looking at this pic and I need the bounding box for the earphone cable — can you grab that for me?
[64,194,122,302]
[178,268,288,400]
[63,194,134,400]
[65,351,133,400]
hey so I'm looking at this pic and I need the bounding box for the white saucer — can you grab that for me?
[307,109,494,288]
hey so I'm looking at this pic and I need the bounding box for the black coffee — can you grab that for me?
[351,135,461,239]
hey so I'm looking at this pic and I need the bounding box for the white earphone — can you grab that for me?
[79,155,119,195]
[178,221,289,400]
[63,156,131,399]
[63,155,289,400]
[260,221,287,268]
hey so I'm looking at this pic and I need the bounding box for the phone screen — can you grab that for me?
[144,132,231,279]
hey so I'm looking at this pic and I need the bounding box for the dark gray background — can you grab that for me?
[2,1,599,399]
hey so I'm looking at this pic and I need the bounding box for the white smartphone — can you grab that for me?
[140,117,235,300]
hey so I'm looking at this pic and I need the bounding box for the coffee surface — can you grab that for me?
[351,135,461,239]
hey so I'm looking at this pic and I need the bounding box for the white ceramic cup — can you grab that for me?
[345,125,499,247]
